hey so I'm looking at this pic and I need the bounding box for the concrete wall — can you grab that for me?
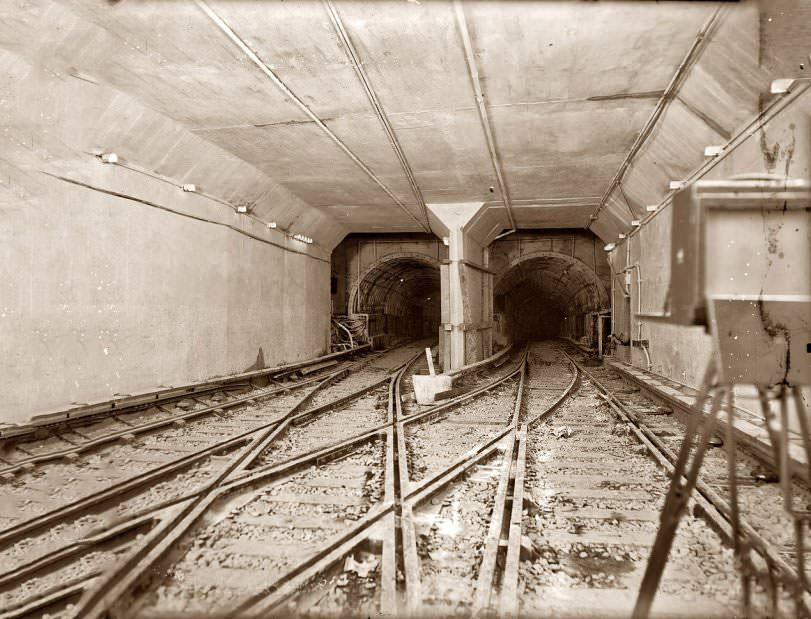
[610,81,811,388]
[491,230,610,345]
[603,1,811,401]
[331,234,444,345]
[0,49,333,424]
[332,230,609,350]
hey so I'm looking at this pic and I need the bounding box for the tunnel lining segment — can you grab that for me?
[494,250,609,341]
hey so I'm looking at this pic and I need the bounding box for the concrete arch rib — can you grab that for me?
[349,252,441,343]
[494,250,609,315]
[494,251,609,342]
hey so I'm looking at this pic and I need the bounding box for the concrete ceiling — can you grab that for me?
[3,0,730,238]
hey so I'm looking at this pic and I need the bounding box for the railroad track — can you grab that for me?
[9,339,800,618]
[561,342,811,618]
[0,341,428,619]
[516,343,743,617]
[0,346,377,470]
[19,341,532,618]
[398,344,521,419]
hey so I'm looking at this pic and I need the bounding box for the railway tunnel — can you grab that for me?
[348,254,441,344]
[494,252,610,343]
[2,1,811,618]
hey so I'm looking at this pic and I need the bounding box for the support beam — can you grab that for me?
[429,202,494,370]
[453,0,517,231]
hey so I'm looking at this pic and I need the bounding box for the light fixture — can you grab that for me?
[267,222,277,229]
[236,206,248,213]
[442,237,449,246]
[769,78,811,94]
[603,243,616,252]
[618,233,626,239]
[100,152,118,164]
[399,278,404,282]
[181,184,197,192]
[704,145,723,157]
[645,205,658,212]
[631,220,641,226]
[669,181,684,190]
[292,233,313,244]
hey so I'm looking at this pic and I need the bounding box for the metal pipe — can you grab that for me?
[195,0,431,233]
[603,67,811,248]
[332,319,354,349]
[453,0,517,231]
[494,228,517,240]
[589,4,724,230]
[626,241,635,357]
[323,0,431,232]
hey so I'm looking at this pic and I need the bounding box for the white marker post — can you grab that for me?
[425,347,436,376]
[413,347,451,405]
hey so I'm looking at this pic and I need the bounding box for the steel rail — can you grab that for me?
[8,343,519,617]
[0,345,407,545]
[232,347,528,616]
[0,346,417,606]
[398,346,528,615]
[202,348,526,617]
[382,349,426,615]
[472,358,526,613]
[1,347,517,607]
[561,350,809,610]
[498,348,580,616]
[0,578,96,619]
[0,344,371,442]
[0,359,365,548]
[70,346,429,618]
[0,363,356,478]
[228,352,427,618]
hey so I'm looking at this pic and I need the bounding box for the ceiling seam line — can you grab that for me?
[194,0,431,233]
[587,3,726,232]
[674,93,733,141]
[323,0,432,232]
[453,0,517,231]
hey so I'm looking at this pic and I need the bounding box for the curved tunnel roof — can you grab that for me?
[353,256,440,314]
[495,254,609,315]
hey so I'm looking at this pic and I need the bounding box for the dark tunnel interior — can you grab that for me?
[353,257,441,342]
[494,255,608,343]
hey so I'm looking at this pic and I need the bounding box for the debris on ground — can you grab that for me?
[552,426,574,439]
[343,553,379,578]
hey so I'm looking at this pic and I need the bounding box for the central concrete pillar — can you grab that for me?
[428,202,499,371]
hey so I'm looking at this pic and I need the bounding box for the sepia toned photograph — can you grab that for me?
[0,1,809,617]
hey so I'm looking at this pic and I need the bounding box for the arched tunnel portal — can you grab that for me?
[494,252,609,344]
[350,254,441,344]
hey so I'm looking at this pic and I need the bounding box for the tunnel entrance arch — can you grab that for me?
[349,252,441,346]
[494,251,609,344]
